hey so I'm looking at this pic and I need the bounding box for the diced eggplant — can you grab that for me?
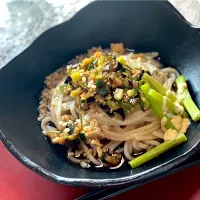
[102,63,111,72]
[124,78,134,88]
[64,76,72,84]
[116,62,123,70]
[87,97,95,103]
[100,105,114,117]
[47,121,56,128]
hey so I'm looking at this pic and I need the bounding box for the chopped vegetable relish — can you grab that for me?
[61,52,147,114]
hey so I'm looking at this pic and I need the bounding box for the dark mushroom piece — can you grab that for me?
[115,61,123,71]
[114,108,125,120]
[64,76,72,84]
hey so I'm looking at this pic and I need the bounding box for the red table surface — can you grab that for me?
[1,141,200,200]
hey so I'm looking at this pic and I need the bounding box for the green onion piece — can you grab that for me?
[129,134,187,168]
[118,101,132,110]
[81,99,86,103]
[140,83,151,96]
[79,133,86,141]
[140,84,176,130]
[142,73,176,102]
[176,75,200,121]
[96,79,103,88]
[147,87,188,117]
[99,88,107,96]
[149,89,176,112]
[69,124,74,135]
[87,59,98,71]
[87,63,94,71]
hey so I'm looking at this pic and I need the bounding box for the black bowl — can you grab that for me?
[0,0,200,187]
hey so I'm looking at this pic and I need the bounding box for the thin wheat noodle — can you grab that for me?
[152,130,164,139]
[67,148,89,164]
[138,142,149,149]
[80,141,101,165]
[103,141,116,152]
[135,134,158,141]
[161,67,180,77]
[143,140,161,146]
[103,125,160,141]
[41,116,52,132]
[70,108,78,120]
[109,141,123,154]
[147,145,154,151]
[128,140,133,154]
[102,121,160,136]
[101,122,160,137]
[92,145,97,157]
[116,147,124,153]
[124,141,134,160]
[94,109,153,126]
[132,139,142,151]
[55,93,63,124]
[63,96,74,102]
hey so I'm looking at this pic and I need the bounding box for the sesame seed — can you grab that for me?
[62,122,68,126]
[68,152,75,157]
[91,84,96,89]
[68,120,73,124]
[64,128,70,132]
[52,137,59,143]
[42,131,47,135]
[67,65,71,70]
[84,126,93,131]
[82,77,86,82]
[58,121,63,125]
[80,162,87,168]
[87,80,94,88]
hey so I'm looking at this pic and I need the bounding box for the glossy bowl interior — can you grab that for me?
[0,0,200,187]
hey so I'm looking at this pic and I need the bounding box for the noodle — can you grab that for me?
[124,141,134,160]
[132,139,142,151]
[38,43,192,169]
[138,142,149,149]
[143,140,161,146]
[80,141,101,165]
[109,141,123,154]
[41,116,52,132]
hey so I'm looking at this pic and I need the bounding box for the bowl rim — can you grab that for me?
[0,0,199,187]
